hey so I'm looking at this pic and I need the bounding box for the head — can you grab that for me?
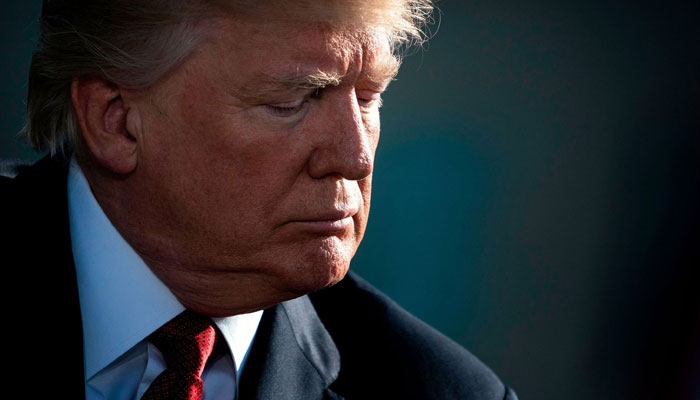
[27,0,434,316]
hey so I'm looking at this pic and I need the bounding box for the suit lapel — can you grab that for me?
[238,295,343,400]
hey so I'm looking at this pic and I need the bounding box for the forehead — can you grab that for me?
[200,15,396,89]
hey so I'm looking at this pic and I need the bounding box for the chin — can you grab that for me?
[287,236,354,294]
[290,257,350,295]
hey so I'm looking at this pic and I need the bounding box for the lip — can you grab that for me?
[285,207,358,232]
[292,216,354,232]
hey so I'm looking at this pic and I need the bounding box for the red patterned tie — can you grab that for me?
[141,310,221,400]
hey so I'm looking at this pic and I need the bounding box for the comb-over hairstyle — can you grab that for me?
[23,0,435,155]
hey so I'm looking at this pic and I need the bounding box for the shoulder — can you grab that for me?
[0,155,69,196]
[0,155,69,206]
[309,272,517,400]
[0,155,85,395]
[0,155,72,252]
[0,158,32,198]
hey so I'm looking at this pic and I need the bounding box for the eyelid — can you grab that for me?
[356,89,381,100]
[356,89,383,109]
[268,97,306,108]
[262,93,314,119]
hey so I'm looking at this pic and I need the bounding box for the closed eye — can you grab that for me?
[356,90,383,110]
[263,89,323,118]
[265,103,305,117]
[264,97,308,117]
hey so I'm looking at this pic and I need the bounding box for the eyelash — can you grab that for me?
[265,104,305,117]
[264,90,319,117]
[359,96,383,108]
[264,90,382,118]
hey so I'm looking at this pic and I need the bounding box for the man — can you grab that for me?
[2,1,517,399]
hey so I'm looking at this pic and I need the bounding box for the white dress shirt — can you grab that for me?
[67,158,263,400]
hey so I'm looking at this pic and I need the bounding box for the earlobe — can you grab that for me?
[71,78,138,174]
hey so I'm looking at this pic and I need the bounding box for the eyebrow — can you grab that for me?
[234,56,401,104]
[274,70,344,90]
[233,71,340,104]
[364,55,401,89]
[273,55,401,91]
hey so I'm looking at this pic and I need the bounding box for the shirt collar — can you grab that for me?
[213,312,263,372]
[67,158,262,380]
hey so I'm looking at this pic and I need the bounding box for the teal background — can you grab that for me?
[2,2,699,399]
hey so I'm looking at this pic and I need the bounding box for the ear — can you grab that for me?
[71,77,138,174]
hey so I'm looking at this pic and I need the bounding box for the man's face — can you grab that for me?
[124,14,397,307]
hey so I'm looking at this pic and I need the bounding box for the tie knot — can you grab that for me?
[149,310,219,377]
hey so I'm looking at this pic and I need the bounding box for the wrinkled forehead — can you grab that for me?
[202,4,398,74]
[211,0,406,53]
[200,14,398,94]
[212,0,406,30]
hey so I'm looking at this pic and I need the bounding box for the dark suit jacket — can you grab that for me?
[1,156,517,399]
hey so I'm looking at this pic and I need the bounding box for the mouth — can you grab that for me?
[292,217,354,232]
[285,207,359,233]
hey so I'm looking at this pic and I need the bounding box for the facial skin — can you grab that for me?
[72,13,399,317]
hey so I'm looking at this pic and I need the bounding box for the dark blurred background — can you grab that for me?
[2,1,699,399]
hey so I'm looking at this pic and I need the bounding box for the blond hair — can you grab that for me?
[23,0,435,155]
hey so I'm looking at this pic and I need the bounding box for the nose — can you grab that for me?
[306,92,376,181]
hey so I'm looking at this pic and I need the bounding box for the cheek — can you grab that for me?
[140,98,303,238]
[163,89,296,186]
[363,114,381,168]
[350,175,373,245]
